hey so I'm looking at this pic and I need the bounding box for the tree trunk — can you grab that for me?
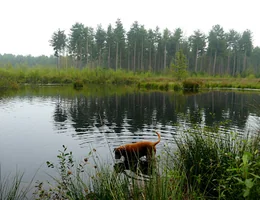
[138,52,140,71]
[154,50,157,72]
[213,51,217,75]
[128,49,130,71]
[116,42,118,71]
[119,50,122,69]
[86,38,89,66]
[65,54,68,70]
[227,54,230,75]
[90,47,92,69]
[243,50,247,71]
[79,46,82,69]
[141,40,144,71]
[232,53,236,76]
[149,43,152,71]
[134,41,136,72]
[108,45,110,68]
[195,47,198,72]
[98,49,101,67]
[56,56,58,70]
[164,44,167,70]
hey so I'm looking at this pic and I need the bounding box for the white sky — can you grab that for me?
[0,0,259,56]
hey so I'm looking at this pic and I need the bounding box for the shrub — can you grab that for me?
[182,80,200,92]
[73,80,84,89]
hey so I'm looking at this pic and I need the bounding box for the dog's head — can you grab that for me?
[114,147,124,159]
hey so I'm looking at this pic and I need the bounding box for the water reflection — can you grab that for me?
[1,87,260,186]
[52,90,260,148]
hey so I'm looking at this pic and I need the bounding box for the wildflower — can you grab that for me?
[67,170,72,175]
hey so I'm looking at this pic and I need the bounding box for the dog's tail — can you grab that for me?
[153,131,161,146]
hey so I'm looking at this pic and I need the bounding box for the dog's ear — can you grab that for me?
[113,148,117,152]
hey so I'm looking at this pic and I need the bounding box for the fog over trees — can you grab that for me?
[1,19,260,77]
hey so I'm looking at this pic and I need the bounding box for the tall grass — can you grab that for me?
[32,145,188,200]
[0,169,32,200]
[30,127,260,199]
[1,129,259,199]
[1,66,260,91]
[172,128,260,199]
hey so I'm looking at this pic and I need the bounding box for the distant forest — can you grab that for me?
[1,19,260,77]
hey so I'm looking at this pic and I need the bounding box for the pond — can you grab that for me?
[0,85,260,184]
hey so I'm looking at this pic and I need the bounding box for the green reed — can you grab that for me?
[1,66,260,92]
[30,127,259,200]
[172,127,260,199]
[0,168,32,200]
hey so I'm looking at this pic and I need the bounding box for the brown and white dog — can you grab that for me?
[114,132,161,161]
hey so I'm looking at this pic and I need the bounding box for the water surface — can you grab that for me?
[0,86,259,183]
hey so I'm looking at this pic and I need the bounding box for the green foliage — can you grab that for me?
[33,145,188,200]
[173,128,260,199]
[34,145,90,199]
[182,80,200,92]
[73,80,84,89]
[137,81,169,91]
[1,66,260,92]
[49,29,66,58]
[171,50,188,80]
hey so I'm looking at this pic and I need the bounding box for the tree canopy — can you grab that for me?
[1,19,260,77]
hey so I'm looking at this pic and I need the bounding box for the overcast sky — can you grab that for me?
[0,0,259,56]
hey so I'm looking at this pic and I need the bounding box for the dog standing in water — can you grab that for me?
[114,131,161,162]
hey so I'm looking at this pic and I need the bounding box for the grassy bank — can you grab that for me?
[1,66,260,92]
[2,128,259,199]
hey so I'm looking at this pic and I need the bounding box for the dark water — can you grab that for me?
[0,86,260,184]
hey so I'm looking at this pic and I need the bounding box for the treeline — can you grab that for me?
[1,19,260,77]
[0,54,56,67]
[49,19,260,77]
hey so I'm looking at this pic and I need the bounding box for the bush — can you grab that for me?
[182,80,200,92]
[73,80,84,89]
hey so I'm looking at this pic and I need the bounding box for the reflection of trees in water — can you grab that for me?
[66,92,179,133]
[53,96,68,130]
[193,92,251,129]
[52,91,260,136]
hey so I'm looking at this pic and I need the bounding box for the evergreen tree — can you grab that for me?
[68,23,85,68]
[226,29,240,75]
[207,25,227,75]
[171,50,188,80]
[189,30,206,72]
[95,24,106,67]
[49,29,66,69]
[114,19,125,70]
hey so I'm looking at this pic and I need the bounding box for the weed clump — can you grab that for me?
[73,80,84,89]
[182,80,200,92]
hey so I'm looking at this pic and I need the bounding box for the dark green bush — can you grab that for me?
[73,80,84,89]
[182,80,200,92]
